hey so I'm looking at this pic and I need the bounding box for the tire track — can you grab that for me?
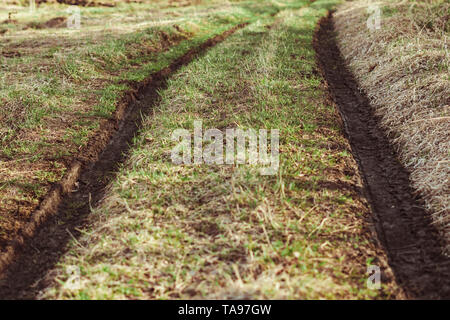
[0,23,248,299]
[314,13,450,299]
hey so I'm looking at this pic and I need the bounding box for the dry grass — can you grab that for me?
[39,2,400,299]
[334,0,449,252]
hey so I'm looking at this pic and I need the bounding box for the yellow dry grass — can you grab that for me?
[334,0,449,252]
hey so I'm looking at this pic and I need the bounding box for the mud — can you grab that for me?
[28,17,67,29]
[0,23,247,299]
[35,0,116,7]
[314,13,450,299]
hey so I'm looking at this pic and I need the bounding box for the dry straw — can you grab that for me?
[334,0,449,251]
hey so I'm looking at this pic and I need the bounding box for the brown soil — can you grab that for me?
[28,17,67,29]
[2,19,18,25]
[314,12,450,299]
[163,0,199,9]
[0,49,20,57]
[0,23,248,300]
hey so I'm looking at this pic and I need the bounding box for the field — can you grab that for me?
[0,0,448,300]
[0,0,278,251]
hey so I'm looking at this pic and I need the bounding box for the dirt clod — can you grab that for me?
[29,17,67,29]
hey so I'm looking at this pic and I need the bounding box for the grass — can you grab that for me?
[334,0,449,252]
[0,0,284,246]
[40,0,400,299]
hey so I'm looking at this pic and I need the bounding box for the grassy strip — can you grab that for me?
[0,0,282,246]
[40,0,399,299]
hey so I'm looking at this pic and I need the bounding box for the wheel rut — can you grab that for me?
[0,23,248,300]
[314,13,450,299]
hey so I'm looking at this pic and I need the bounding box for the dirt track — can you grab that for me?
[1,9,449,299]
[0,23,247,299]
[314,13,450,299]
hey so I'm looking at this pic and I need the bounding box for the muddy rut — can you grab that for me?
[314,13,450,299]
[0,23,247,299]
